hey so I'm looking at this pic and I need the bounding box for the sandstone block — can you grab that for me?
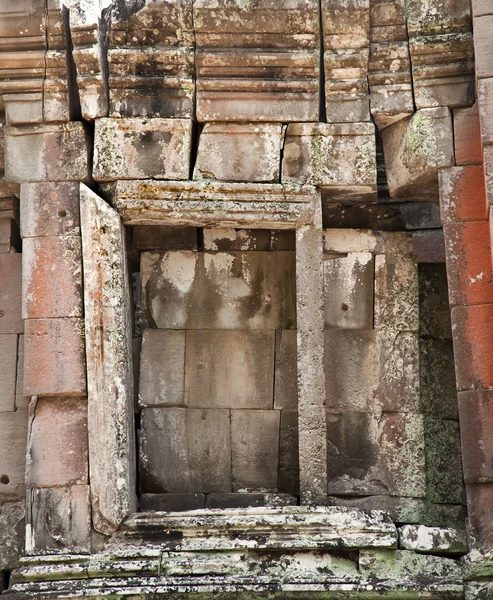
[270,230,296,251]
[22,236,83,320]
[185,330,275,410]
[420,338,458,419]
[206,493,296,509]
[0,501,24,570]
[203,229,271,252]
[0,254,22,334]
[273,330,298,411]
[4,123,91,183]
[479,78,493,144]
[0,334,17,412]
[324,252,374,329]
[458,390,493,483]
[474,15,493,78]
[374,253,419,331]
[326,411,426,498]
[141,251,296,330]
[419,264,453,341]
[323,229,412,255]
[140,407,231,494]
[93,118,192,181]
[26,485,91,555]
[282,123,377,202]
[382,107,454,201]
[439,165,487,224]
[412,230,446,263]
[132,226,197,252]
[465,482,493,550]
[139,329,185,408]
[24,318,86,397]
[15,334,24,410]
[398,525,467,554]
[360,549,462,581]
[453,103,482,165]
[231,409,280,492]
[194,123,283,183]
[26,397,88,488]
[278,409,300,496]
[443,220,493,306]
[451,304,493,391]
[0,410,27,500]
[140,493,205,512]
[424,418,464,504]
[20,182,80,238]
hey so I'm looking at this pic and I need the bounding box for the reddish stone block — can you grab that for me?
[24,318,86,397]
[466,483,493,550]
[439,165,487,224]
[20,182,80,238]
[459,389,493,483]
[443,221,493,306]
[0,254,22,334]
[26,397,88,488]
[451,304,493,390]
[453,103,482,165]
[22,236,83,320]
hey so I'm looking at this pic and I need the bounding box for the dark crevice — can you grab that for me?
[63,6,82,122]
[196,227,204,251]
[278,124,287,182]
[99,5,112,116]
[318,0,326,122]
[189,122,202,180]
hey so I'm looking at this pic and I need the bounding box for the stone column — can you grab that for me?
[295,201,327,505]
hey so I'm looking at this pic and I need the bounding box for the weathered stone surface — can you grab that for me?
[322,0,370,122]
[0,501,24,569]
[424,418,464,505]
[412,230,446,263]
[420,338,458,419]
[24,317,86,397]
[20,182,80,238]
[132,226,197,252]
[108,0,194,118]
[374,253,419,331]
[458,390,493,483]
[0,253,22,334]
[93,118,192,181]
[325,329,419,413]
[296,221,327,505]
[327,495,430,525]
[22,235,83,320]
[4,123,91,183]
[203,228,271,252]
[0,410,27,500]
[206,493,296,509]
[140,407,231,494]
[231,409,280,492]
[398,525,467,554]
[326,411,427,498]
[195,123,283,183]
[439,165,487,225]
[324,252,374,329]
[0,334,17,412]
[26,485,91,555]
[419,264,453,341]
[274,330,297,411]
[141,251,296,330]
[140,493,205,512]
[107,180,318,229]
[453,103,482,166]
[359,549,462,581]
[194,1,320,122]
[324,228,413,255]
[185,330,275,410]
[139,329,185,408]
[80,185,137,535]
[15,334,24,410]
[382,107,455,201]
[278,409,300,496]
[26,397,88,488]
[282,123,377,202]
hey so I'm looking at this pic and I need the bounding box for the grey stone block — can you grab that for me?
[0,500,24,569]
[140,407,231,494]
[139,329,186,407]
[398,524,467,555]
[185,330,275,410]
[0,410,27,500]
[231,409,280,492]
[274,330,297,410]
[132,226,197,252]
[420,338,458,419]
[0,334,17,413]
[140,493,205,512]
[270,230,296,251]
[15,334,24,410]
[202,228,271,251]
[278,410,300,496]
[419,264,453,341]
[141,250,296,330]
[205,493,296,509]
[324,252,374,329]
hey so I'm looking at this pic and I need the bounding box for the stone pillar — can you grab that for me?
[295,202,327,505]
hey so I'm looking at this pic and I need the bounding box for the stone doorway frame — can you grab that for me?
[80,180,328,535]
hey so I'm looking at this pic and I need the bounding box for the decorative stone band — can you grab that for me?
[104,180,319,229]
[5,508,467,600]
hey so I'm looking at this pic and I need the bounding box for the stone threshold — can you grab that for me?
[4,507,468,599]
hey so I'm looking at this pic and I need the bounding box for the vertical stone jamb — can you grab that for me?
[295,197,327,504]
[80,184,137,535]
